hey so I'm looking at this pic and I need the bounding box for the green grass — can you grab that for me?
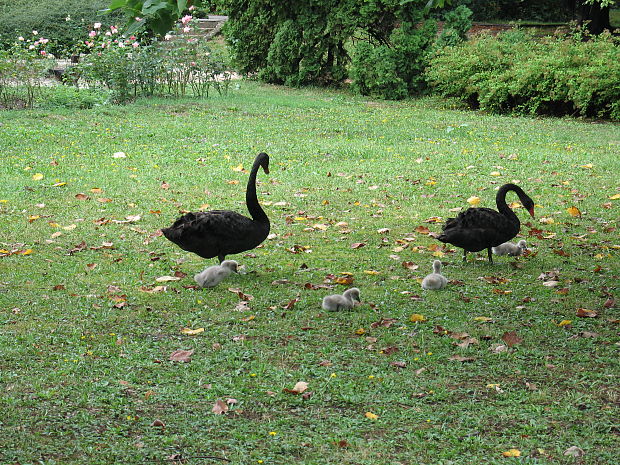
[1,83,619,465]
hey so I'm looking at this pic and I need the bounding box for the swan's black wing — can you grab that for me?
[438,207,520,252]
[162,210,269,260]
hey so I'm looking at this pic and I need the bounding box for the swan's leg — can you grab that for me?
[218,254,225,264]
[487,247,493,264]
[462,250,467,263]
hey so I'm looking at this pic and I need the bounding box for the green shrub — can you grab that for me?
[350,20,437,100]
[0,0,123,58]
[436,5,473,48]
[38,86,109,108]
[426,30,620,120]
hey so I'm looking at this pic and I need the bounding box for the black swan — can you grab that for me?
[436,183,535,264]
[162,152,270,263]
[421,260,448,290]
[194,260,238,288]
[322,288,361,311]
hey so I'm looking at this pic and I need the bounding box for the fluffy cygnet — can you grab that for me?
[321,287,361,311]
[194,260,238,288]
[492,239,527,256]
[421,260,448,290]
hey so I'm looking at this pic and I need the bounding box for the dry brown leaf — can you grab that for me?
[212,399,228,415]
[501,331,522,347]
[449,355,475,362]
[169,349,194,362]
[351,242,366,249]
[576,308,597,318]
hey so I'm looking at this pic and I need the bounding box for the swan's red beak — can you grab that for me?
[528,207,535,218]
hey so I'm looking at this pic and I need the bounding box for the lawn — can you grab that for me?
[1,82,619,465]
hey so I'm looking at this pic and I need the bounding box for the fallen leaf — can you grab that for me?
[467,196,481,206]
[169,349,194,362]
[351,242,366,249]
[501,331,522,347]
[410,313,426,322]
[415,225,431,234]
[502,449,521,457]
[609,193,620,200]
[390,361,407,368]
[449,355,475,362]
[32,173,44,181]
[558,319,572,326]
[112,151,126,158]
[75,193,89,200]
[156,276,181,282]
[567,206,581,217]
[283,381,308,395]
[181,327,205,335]
[231,163,244,172]
[151,419,165,428]
[212,399,228,415]
[365,412,378,420]
[576,308,597,318]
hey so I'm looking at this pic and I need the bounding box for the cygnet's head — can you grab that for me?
[432,260,442,273]
[517,240,527,249]
[345,287,361,303]
[221,260,239,272]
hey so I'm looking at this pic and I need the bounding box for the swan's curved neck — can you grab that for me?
[246,159,268,222]
[495,184,522,222]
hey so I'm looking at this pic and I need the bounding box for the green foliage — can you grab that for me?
[0,0,122,58]
[350,19,437,100]
[76,15,232,103]
[436,5,472,47]
[107,0,205,37]
[427,30,620,119]
[0,39,52,109]
[39,86,110,108]
[220,0,435,88]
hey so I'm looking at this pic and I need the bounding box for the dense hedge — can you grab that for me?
[0,0,122,57]
[426,30,620,120]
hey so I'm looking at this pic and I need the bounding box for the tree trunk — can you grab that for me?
[573,1,612,34]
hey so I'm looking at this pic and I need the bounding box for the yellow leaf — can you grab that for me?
[32,173,44,181]
[467,196,481,206]
[90,187,102,193]
[365,412,378,420]
[410,313,426,322]
[580,163,593,169]
[474,316,493,322]
[609,193,620,200]
[295,217,308,221]
[231,163,244,172]
[567,206,581,217]
[52,182,67,187]
[425,179,436,186]
[313,223,328,231]
[539,217,554,225]
[181,327,205,335]
[21,249,33,255]
[48,222,60,228]
[364,270,380,275]
[155,276,181,282]
[486,383,500,389]
[63,224,77,231]
[558,319,572,326]
[28,215,40,222]
[355,328,366,335]
[432,250,445,258]
[502,449,521,457]
[490,171,501,176]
